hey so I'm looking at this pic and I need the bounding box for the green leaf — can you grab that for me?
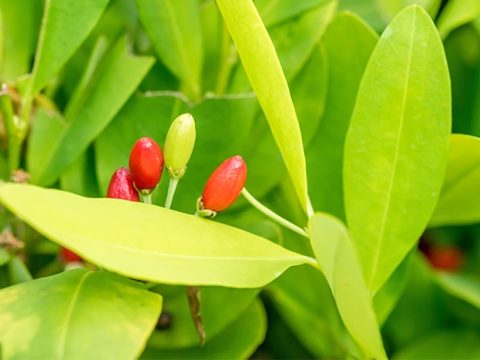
[430,134,480,227]
[63,36,109,121]
[338,0,386,30]
[437,0,480,40]
[147,286,258,349]
[344,5,451,294]
[308,213,386,359]
[269,265,360,358]
[392,329,480,359]
[60,148,100,197]
[0,248,9,266]
[0,184,315,288]
[269,0,336,81]
[217,0,311,215]
[307,12,378,220]
[291,44,328,147]
[137,0,202,100]
[377,0,442,21]
[0,0,42,81]
[142,300,266,359]
[435,272,480,310]
[26,108,65,181]
[256,0,333,27]
[7,256,32,285]
[0,269,162,359]
[31,38,154,186]
[31,0,110,93]
[373,253,412,325]
[383,253,451,349]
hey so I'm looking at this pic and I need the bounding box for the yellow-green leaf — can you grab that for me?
[430,134,480,227]
[0,184,315,288]
[308,213,386,359]
[0,269,162,359]
[216,0,311,215]
[344,5,451,294]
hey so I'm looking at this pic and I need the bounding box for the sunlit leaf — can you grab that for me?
[0,269,162,359]
[217,0,311,215]
[308,213,386,359]
[0,184,315,288]
[344,5,451,293]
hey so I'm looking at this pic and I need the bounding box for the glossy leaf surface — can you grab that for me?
[308,213,385,359]
[31,0,110,93]
[344,5,451,293]
[0,184,315,288]
[217,0,310,215]
[0,269,162,359]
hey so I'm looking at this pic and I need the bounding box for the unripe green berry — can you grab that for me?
[164,113,196,179]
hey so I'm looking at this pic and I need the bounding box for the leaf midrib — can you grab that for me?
[57,271,92,359]
[367,8,417,292]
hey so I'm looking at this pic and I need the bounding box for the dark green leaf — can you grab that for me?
[393,329,480,359]
[31,0,110,93]
[307,12,378,220]
[256,0,334,27]
[142,300,266,359]
[435,272,480,310]
[31,38,154,186]
[137,0,203,99]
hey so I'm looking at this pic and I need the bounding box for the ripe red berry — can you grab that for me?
[60,247,83,263]
[129,137,163,193]
[107,167,140,202]
[425,246,463,272]
[201,155,247,212]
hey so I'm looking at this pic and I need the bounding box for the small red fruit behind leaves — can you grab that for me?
[200,155,247,215]
[426,245,464,272]
[107,167,140,202]
[60,247,83,264]
[129,137,163,193]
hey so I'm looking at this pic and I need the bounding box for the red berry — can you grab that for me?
[425,246,463,272]
[107,167,140,202]
[60,247,83,263]
[201,155,247,212]
[129,137,164,192]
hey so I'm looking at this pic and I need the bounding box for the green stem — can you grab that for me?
[0,86,26,172]
[141,193,152,204]
[241,187,308,238]
[164,178,179,209]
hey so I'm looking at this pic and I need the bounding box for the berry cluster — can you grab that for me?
[60,113,247,264]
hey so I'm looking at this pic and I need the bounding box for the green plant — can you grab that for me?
[0,0,479,359]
